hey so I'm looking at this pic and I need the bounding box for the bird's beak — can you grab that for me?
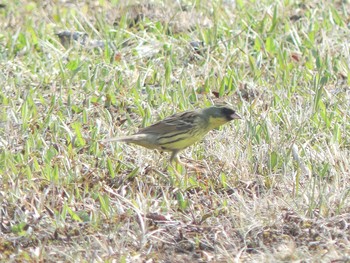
[231,113,242,120]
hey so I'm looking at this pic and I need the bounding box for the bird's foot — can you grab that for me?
[178,157,208,171]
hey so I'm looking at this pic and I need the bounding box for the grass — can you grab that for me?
[1,0,350,261]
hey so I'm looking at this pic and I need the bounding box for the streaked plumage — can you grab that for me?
[104,106,241,163]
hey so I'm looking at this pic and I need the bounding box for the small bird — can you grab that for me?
[104,106,241,163]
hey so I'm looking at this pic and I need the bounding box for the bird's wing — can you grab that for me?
[137,111,199,135]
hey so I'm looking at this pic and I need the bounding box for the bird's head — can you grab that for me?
[202,105,241,129]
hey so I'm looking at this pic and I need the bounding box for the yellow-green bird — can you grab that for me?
[104,106,241,163]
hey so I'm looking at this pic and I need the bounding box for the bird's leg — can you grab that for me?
[170,150,181,164]
[169,150,186,181]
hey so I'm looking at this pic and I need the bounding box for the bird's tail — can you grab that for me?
[101,134,148,144]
